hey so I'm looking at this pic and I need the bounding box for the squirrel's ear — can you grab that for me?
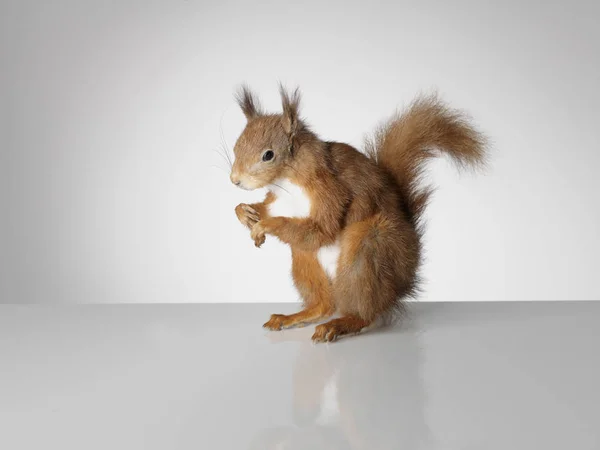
[279,84,301,136]
[235,84,262,120]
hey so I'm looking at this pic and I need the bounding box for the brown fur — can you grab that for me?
[230,85,487,342]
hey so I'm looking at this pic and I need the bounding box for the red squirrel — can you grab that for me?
[230,85,487,342]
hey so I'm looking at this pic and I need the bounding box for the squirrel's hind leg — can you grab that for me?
[263,248,334,331]
[313,214,417,342]
[263,304,332,330]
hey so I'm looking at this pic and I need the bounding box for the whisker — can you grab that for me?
[219,133,232,168]
[213,147,231,168]
[222,141,233,169]
[220,143,233,169]
[209,164,231,176]
[219,110,234,168]
[271,182,291,195]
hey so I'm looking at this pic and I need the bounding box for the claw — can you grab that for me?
[312,323,341,343]
[251,222,266,248]
[236,203,260,229]
[242,204,258,215]
[241,205,260,222]
[244,217,259,228]
[263,314,285,331]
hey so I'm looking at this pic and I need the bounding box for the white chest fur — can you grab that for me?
[267,178,312,219]
[267,179,341,279]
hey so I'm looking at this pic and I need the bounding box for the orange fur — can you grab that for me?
[263,249,334,329]
[312,316,371,343]
[230,85,488,342]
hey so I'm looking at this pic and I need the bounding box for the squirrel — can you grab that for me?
[230,85,487,343]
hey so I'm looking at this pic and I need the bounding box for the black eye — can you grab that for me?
[262,150,274,162]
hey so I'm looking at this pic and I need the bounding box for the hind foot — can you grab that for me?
[263,314,306,330]
[312,316,371,343]
[263,306,333,331]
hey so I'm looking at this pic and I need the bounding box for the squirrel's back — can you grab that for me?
[320,141,403,226]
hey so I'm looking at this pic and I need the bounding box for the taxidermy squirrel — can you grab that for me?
[230,85,487,342]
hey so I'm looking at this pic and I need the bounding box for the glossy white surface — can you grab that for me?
[1,302,599,450]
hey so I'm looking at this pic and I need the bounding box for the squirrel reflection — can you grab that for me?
[249,322,430,450]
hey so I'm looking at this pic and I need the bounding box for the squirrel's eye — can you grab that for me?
[262,150,274,162]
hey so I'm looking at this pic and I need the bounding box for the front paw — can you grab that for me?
[235,203,260,229]
[251,221,266,248]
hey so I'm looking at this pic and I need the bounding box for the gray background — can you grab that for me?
[1,0,598,304]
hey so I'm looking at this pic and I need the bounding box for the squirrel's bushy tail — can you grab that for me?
[365,93,488,225]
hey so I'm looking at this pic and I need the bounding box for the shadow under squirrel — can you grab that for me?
[229,85,487,342]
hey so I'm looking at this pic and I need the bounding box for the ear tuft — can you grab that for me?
[235,84,262,120]
[279,83,302,136]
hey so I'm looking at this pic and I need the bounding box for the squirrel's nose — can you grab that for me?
[230,173,241,186]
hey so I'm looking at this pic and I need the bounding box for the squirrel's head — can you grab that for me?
[230,85,302,190]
